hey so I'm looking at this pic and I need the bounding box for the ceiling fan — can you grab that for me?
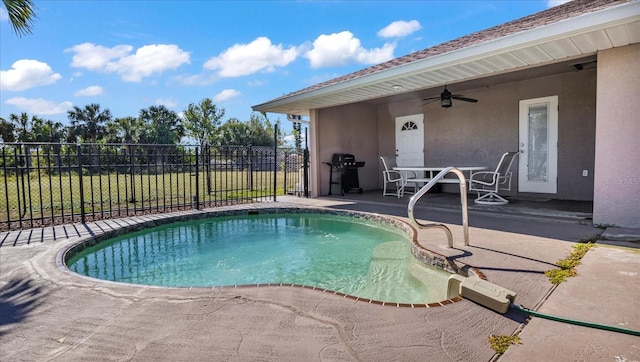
[422,86,478,108]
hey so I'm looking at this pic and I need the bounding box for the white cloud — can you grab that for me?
[305,31,395,68]
[0,59,62,91]
[0,7,8,21]
[66,43,132,70]
[204,37,298,77]
[65,42,190,82]
[118,44,191,82]
[172,73,217,86]
[378,20,421,38]
[247,79,265,87]
[5,97,73,115]
[155,98,177,107]
[74,85,103,96]
[213,89,241,102]
[546,0,571,7]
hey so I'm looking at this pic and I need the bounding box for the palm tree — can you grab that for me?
[67,103,111,144]
[8,112,41,167]
[0,118,16,142]
[67,104,112,170]
[9,112,33,142]
[139,105,184,165]
[139,105,184,145]
[2,0,38,37]
[105,116,144,144]
[32,118,65,143]
[32,118,66,168]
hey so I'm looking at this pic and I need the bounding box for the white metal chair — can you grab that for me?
[469,152,519,205]
[380,156,418,197]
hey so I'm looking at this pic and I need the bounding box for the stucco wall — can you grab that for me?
[316,104,379,195]
[376,69,597,200]
[593,44,640,228]
[312,64,599,201]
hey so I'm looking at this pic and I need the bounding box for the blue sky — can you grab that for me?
[1,0,568,138]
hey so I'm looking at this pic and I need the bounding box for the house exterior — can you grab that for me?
[253,0,640,229]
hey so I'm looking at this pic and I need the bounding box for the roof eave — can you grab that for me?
[252,1,640,115]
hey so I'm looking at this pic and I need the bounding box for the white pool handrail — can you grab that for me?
[407,167,469,247]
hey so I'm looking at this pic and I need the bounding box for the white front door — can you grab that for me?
[395,114,424,167]
[518,96,558,194]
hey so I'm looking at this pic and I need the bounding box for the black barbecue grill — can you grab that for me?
[324,153,365,195]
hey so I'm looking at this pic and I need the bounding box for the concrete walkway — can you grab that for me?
[0,196,638,361]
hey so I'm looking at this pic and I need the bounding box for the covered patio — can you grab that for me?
[254,0,640,229]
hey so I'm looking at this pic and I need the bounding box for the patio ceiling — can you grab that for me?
[253,1,639,117]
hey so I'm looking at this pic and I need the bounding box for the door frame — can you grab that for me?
[395,114,424,167]
[518,95,558,194]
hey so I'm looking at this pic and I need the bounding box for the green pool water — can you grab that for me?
[67,213,450,304]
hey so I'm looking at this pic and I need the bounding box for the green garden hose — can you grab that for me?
[510,303,640,336]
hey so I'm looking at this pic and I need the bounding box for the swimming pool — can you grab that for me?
[64,209,453,304]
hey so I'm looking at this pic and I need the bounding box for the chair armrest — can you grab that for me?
[469,172,498,186]
[383,170,404,183]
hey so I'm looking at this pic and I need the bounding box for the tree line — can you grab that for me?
[0,98,296,148]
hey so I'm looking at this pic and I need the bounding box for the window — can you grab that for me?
[401,121,418,131]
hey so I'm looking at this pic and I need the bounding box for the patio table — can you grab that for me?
[392,166,487,194]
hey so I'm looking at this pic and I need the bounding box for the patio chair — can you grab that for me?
[469,151,519,205]
[379,156,418,197]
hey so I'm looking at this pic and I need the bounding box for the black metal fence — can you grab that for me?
[0,142,309,231]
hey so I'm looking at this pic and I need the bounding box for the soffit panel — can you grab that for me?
[511,46,555,64]
[590,29,617,49]
[571,33,601,53]
[472,59,505,72]
[606,21,640,45]
[539,39,583,58]
[483,53,527,70]
[628,21,640,43]
[447,64,480,78]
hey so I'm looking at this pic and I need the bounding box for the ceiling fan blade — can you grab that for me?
[451,95,478,103]
[421,99,440,106]
[422,96,440,101]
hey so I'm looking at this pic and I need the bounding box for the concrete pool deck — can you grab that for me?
[0,195,638,361]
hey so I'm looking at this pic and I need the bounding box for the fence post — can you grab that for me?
[2,147,11,229]
[128,144,136,203]
[248,145,253,192]
[283,150,288,195]
[17,144,25,225]
[76,144,86,223]
[205,144,212,195]
[303,149,310,198]
[273,124,278,201]
[303,126,310,198]
[193,146,200,210]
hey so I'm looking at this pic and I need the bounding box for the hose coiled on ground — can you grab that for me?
[510,303,640,336]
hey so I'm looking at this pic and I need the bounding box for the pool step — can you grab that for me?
[406,261,449,301]
[364,241,449,303]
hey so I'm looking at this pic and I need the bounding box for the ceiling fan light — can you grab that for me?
[441,98,452,108]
